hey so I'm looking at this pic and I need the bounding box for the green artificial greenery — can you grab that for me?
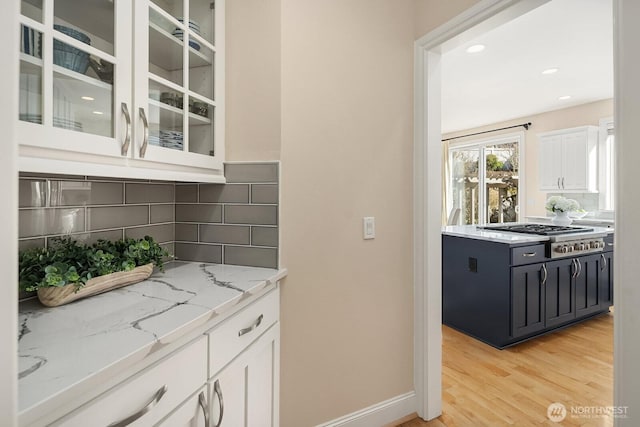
[19,236,169,292]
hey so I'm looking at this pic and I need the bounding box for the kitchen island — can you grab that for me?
[442,224,613,348]
[18,261,287,426]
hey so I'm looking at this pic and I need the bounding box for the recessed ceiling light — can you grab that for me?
[558,95,571,100]
[542,68,559,75]
[81,96,94,101]
[92,111,104,115]
[466,44,485,54]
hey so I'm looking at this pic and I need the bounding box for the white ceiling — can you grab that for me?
[441,0,613,134]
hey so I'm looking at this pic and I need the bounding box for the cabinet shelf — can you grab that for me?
[149,22,212,71]
[149,98,212,126]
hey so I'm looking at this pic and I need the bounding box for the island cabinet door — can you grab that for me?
[575,254,605,318]
[511,264,546,338]
[545,258,577,327]
[599,251,614,309]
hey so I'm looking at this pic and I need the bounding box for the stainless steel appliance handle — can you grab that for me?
[121,103,131,156]
[238,314,264,337]
[523,252,537,257]
[139,107,149,158]
[213,380,224,427]
[601,253,607,271]
[562,177,565,189]
[107,385,167,427]
[541,264,547,286]
[198,391,210,427]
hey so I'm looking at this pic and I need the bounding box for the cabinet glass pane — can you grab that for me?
[21,0,43,23]
[54,0,114,56]
[19,25,43,124]
[151,0,184,17]
[188,102,214,156]
[149,80,184,151]
[189,43,214,100]
[149,8,184,86]
[190,0,215,46]
[53,40,113,137]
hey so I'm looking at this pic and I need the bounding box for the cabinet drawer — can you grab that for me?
[511,244,547,266]
[157,386,208,427]
[53,337,207,427]
[207,288,279,377]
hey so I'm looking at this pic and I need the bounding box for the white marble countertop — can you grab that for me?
[18,261,287,420]
[442,224,613,244]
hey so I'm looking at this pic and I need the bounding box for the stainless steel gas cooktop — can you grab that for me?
[477,223,593,236]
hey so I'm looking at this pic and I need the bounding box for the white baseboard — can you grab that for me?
[316,391,416,427]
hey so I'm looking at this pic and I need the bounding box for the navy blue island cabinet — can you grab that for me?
[442,233,613,349]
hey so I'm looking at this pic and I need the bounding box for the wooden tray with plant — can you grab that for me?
[19,236,168,307]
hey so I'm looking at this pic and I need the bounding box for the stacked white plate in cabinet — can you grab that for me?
[158,130,184,150]
[172,18,201,51]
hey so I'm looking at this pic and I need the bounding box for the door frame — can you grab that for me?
[413,0,628,425]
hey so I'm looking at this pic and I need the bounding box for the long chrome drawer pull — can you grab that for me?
[213,380,224,427]
[541,264,547,286]
[121,103,131,156]
[238,314,264,337]
[107,384,167,427]
[139,107,149,158]
[522,252,537,257]
[198,391,210,427]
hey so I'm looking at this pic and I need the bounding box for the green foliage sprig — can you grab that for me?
[19,236,169,292]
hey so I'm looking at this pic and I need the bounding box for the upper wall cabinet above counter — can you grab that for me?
[17,0,226,183]
[538,126,599,193]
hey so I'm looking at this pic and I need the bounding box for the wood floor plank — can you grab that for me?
[396,312,613,427]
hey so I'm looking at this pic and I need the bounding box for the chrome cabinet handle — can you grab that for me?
[213,380,224,427]
[600,253,607,271]
[198,391,210,427]
[121,103,131,156]
[541,264,547,286]
[576,258,582,277]
[139,107,149,158]
[571,259,577,279]
[557,177,560,189]
[522,252,537,257]
[107,385,167,427]
[562,177,565,189]
[238,314,264,337]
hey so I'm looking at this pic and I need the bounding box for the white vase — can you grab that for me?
[551,211,573,226]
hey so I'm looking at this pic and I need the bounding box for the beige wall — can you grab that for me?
[225,0,495,425]
[225,0,281,161]
[443,99,614,217]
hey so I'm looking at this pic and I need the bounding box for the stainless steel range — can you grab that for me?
[478,223,607,258]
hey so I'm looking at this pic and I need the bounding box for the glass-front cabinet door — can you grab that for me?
[133,0,224,170]
[18,0,132,159]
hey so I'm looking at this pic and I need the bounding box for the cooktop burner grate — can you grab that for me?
[477,223,594,236]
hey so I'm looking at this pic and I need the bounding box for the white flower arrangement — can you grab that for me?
[545,196,580,213]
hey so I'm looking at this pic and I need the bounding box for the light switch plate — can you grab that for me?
[363,217,375,239]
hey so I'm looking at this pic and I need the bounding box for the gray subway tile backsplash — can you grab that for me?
[199,184,250,203]
[251,184,278,204]
[225,163,278,183]
[175,242,222,263]
[224,205,278,225]
[18,162,280,279]
[224,246,278,268]
[200,224,251,245]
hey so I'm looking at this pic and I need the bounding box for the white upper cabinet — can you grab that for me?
[538,126,599,193]
[16,0,225,182]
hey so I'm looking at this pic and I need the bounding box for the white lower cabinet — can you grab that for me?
[156,387,208,427]
[52,337,207,427]
[209,325,280,427]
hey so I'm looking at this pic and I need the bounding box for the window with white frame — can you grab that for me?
[447,132,524,225]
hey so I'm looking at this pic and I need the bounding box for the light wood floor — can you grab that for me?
[399,312,613,427]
